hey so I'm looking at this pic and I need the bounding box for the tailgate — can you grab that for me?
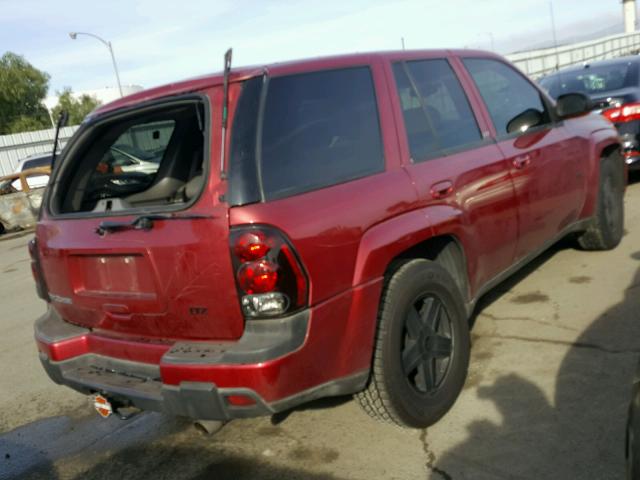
[38,206,243,341]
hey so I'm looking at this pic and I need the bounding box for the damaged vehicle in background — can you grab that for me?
[14,153,53,190]
[31,49,623,432]
[0,167,51,235]
[539,56,640,168]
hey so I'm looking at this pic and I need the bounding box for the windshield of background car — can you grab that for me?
[21,156,51,170]
[539,62,636,98]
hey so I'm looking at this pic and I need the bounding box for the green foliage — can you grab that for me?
[51,88,101,126]
[0,52,51,134]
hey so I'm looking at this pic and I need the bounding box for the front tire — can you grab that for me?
[356,259,470,428]
[577,152,625,251]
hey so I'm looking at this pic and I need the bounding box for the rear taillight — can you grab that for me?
[603,102,640,123]
[230,226,308,318]
[28,238,49,301]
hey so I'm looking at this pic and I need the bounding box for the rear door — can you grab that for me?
[37,89,245,341]
[461,57,585,260]
[386,55,519,293]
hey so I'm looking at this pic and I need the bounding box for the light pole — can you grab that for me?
[68,32,124,97]
[481,32,495,52]
[549,1,561,71]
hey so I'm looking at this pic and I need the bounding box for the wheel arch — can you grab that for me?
[387,235,470,304]
[352,208,471,305]
[580,134,622,219]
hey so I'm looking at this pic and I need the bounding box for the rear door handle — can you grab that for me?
[431,180,454,199]
[512,154,531,169]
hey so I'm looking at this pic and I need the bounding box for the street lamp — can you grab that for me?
[68,31,124,97]
[479,32,495,52]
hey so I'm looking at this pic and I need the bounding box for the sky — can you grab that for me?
[0,0,630,96]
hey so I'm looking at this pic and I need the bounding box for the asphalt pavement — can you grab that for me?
[2,182,640,479]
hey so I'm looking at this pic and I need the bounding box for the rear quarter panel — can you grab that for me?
[229,58,415,306]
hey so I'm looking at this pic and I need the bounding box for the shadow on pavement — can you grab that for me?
[62,444,344,480]
[435,262,640,479]
[271,395,352,425]
[1,412,191,480]
[1,402,348,480]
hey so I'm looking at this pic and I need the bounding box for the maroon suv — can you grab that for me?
[32,50,624,428]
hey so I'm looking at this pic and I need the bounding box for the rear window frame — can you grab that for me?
[227,65,386,206]
[44,93,211,220]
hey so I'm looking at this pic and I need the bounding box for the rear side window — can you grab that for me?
[393,59,482,162]
[261,67,384,199]
[463,58,551,137]
[229,67,385,203]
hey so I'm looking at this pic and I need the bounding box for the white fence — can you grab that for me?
[0,126,78,176]
[507,31,640,79]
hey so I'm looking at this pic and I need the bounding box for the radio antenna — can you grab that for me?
[220,48,232,178]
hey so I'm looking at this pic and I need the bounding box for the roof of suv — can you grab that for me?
[93,49,496,117]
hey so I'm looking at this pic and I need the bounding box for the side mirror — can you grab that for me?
[556,93,592,119]
[506,109,544,134]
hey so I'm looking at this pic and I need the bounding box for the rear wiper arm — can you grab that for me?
[96,213,212,235]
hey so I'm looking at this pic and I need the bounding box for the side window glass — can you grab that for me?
[392,59,482,162]
[463,58,551,137]
[260,67,385,200]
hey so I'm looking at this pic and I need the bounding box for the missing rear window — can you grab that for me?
[55,99,207,214]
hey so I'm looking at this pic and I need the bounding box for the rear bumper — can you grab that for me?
[38,351,366,421]
[34,280,382,420]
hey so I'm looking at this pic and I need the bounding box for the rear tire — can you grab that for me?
[577,152,625,251]
[356,259,470,428]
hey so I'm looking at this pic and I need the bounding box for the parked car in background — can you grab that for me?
[0,167,51,234]
[13,153,52,190]
[539,56,640,168]
[100,144,163,175]
[32,50,623,430]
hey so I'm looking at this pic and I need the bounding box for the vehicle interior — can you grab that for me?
[55,100,206,214]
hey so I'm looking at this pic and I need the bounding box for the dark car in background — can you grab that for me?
[540,56,640,168]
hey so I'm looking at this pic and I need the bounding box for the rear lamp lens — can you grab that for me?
[237,261,278,293]
[234,232,270,261]
[230,226,308,318]
[603,102,640,123]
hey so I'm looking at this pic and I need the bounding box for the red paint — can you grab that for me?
[35,50,620,409]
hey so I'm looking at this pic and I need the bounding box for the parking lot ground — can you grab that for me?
[2,182,640,480]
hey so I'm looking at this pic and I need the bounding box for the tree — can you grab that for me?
[51,88,101,125]
[0,52,50,134]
